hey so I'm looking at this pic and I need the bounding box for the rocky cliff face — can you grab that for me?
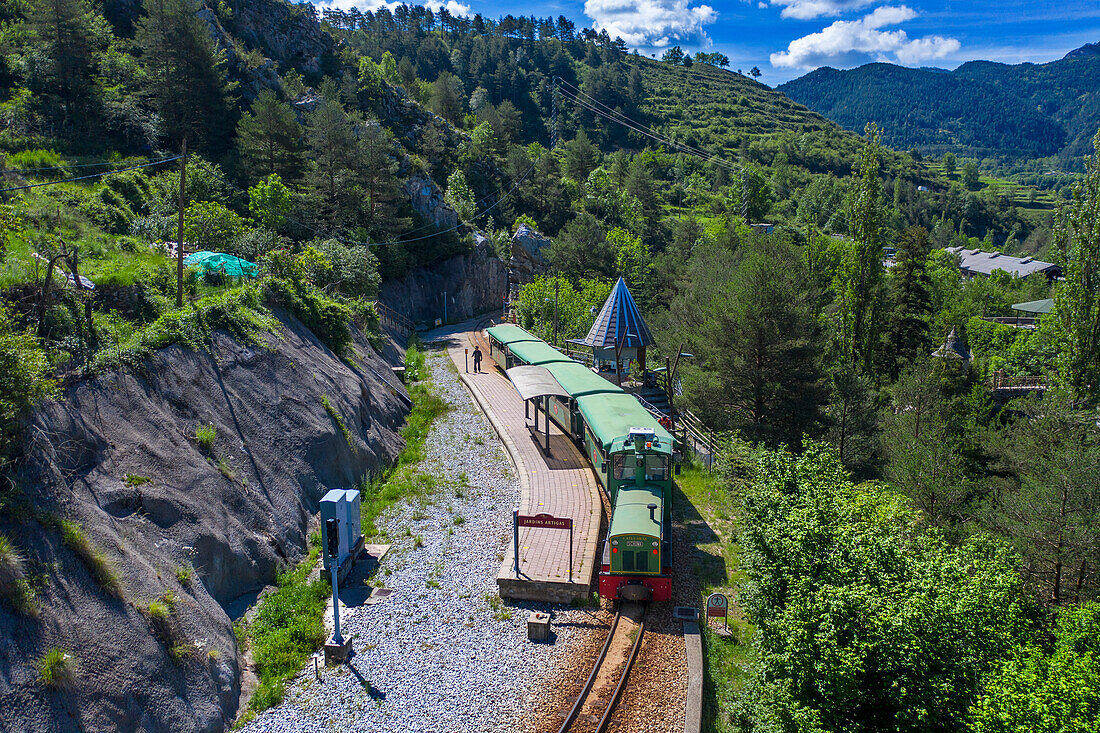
[0,314,407,732]
[379,242,508,326]
[508,224,552,299]
[222,0,335,77]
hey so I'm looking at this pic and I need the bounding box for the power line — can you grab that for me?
[0,156,183,193]
[0,158,153,175]
[553,77,751,219]
[289,149,543,248]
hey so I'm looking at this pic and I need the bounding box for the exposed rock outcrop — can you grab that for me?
[508,223,552,299]
[0,314,407,732]
[379,242,508,326]
[222,0,335,77]
[404,175,459,232]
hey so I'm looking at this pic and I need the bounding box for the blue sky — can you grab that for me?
[311,0,1100,84]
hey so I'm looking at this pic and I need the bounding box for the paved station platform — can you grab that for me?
[424,319,602,603]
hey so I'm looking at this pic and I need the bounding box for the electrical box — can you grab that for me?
[344,489,362,551]
[320,489,348,570]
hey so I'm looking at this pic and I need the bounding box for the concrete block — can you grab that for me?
[324,635,352,665]
[527,611,551,641]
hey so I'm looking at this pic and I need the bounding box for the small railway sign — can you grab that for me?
[706,593,729,630]
[518,513,573,530]
[513,512,575,581]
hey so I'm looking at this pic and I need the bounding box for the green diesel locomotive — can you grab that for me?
[486,324,676,602]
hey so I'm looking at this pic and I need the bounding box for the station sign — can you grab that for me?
[517,513,573,530]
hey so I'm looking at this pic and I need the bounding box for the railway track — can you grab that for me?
[556,602,648,733]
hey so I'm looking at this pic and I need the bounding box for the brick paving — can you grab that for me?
[424,321,603,602]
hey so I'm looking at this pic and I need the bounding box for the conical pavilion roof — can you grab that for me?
[579,277,655,350]
[932,327,970,360]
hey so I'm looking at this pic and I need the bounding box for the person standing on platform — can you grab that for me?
[472,345,483,373]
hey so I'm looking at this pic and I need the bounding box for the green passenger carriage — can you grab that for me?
[484,323,677,601]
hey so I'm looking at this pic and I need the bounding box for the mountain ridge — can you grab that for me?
[778,42,1100,163]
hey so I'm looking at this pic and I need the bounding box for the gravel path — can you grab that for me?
[241,346,605,733]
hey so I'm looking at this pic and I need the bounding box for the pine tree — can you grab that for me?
[26,0,109,131]
[561,129,599,182]
[304,96,357,227]
[135,0,231,150]
[356,118,405,239]
[880,227,934,379]
[236,90,303,182]
[838,122,886,371]
[1053,128,1100,405]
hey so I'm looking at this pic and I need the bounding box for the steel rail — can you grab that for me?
[556,610,623,733]
[594,610,647,733]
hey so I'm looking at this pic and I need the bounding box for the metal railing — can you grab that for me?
[990,371,1047,390]
[373,301,414,339]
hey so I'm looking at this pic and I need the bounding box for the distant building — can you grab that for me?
[751,223,776,235]
[917,185,930,192]
[944,247,1061,280]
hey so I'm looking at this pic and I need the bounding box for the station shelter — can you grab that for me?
[567,277,655,382]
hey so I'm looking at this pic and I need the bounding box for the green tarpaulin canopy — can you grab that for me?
[1011,298,1054,315]
[183,251,258,278]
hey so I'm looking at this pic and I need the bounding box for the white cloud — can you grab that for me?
[768,0,877,20]
[770,5,960,68]
[311,0,471,16]
[583,0,718,49]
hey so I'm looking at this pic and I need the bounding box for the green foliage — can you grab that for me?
[515,275,612,345]
[183,200,249,253]
[91,285,279,372]
[248,174,293,234]
[237,91,303,181]
[737,443,1034,733]
[0,533,36,616]
[263,275,352,356]
[58,519,121,597]
[970,602,1100,732]
[195,423,216,452]
[1052,128,1100,404]
[37,648,72,688]
[444,169,476,221]
[245,543,328,712]
[321,395,355,449]
[0,306,57,464]
[135,0,231,148]
[123,473,152,487]
[985,396,1100,604]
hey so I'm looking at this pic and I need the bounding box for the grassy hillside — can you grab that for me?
[778,44,1100,164]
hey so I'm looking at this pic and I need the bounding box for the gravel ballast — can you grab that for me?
[241,345,605,733]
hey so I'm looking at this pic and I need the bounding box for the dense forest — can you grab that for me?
[2,0,1100,731]
[779,43,1100,165]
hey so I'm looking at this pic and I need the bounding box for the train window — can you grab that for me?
[645,455,668,480]
[613,455,636,480]
[621,550,635,572]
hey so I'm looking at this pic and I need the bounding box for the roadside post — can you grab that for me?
[513,508,521,578]
[464,348,469,373]
[706,592,729,633]
[327,517,343,646]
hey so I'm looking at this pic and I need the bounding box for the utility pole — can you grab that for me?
[176,138,189,308]
[554,277,560,346]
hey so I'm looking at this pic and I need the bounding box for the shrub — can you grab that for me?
[0,533,36,616]
[247,547,329,712]
[91,285,279,373]
[0,306,57,464]
[123,473,152,487]
[195,423,216,452]
[58,519,122,597]
[174,565,193,585]
[263,277,352,355]
[6,149,67,177]
[321,395,355,449]
[37,648,72,688]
